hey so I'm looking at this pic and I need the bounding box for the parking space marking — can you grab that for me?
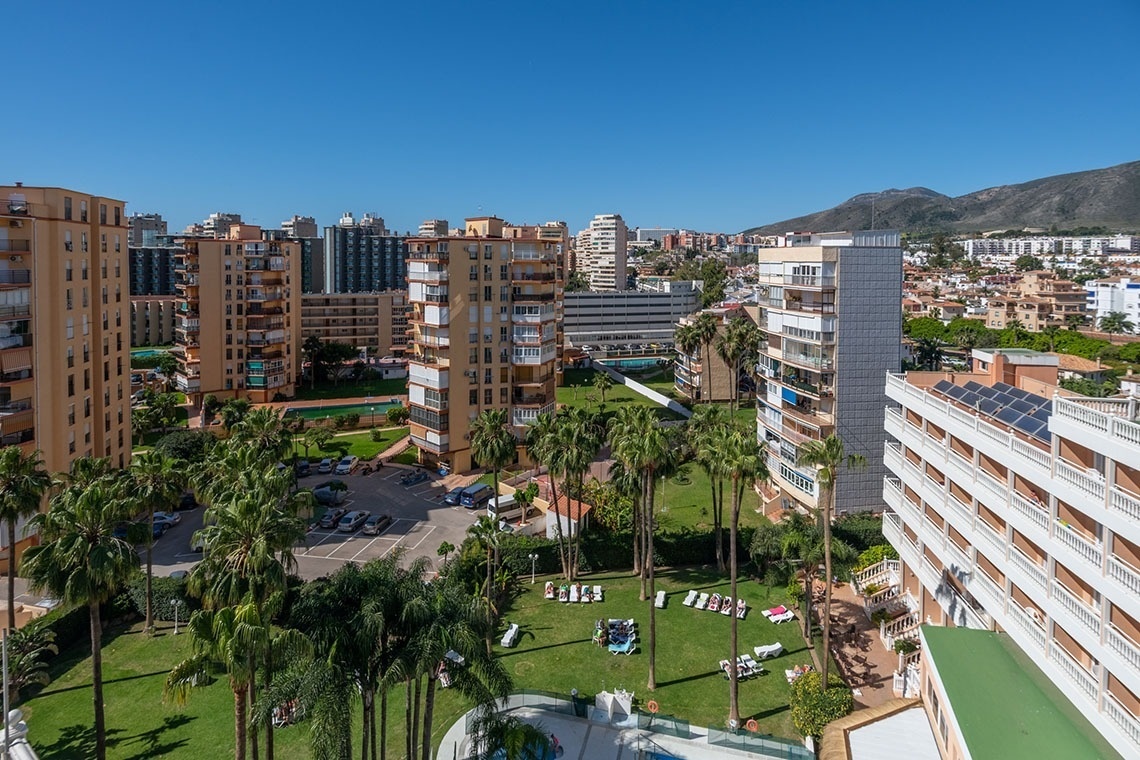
[403,524,437,553]
[348,533,396,562]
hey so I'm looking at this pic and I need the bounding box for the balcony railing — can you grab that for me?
[1104,691,1140,749]
[0,270,30,285]
[969,567,1003,609]
[1107,623,1140,678]
[977,468,1007,498]
[1055,521,1103,567]
[1048,642,1098,704]
[973,518,1006,555]
[0,240,30,253]
[1055,459,1106,501]
[1108,555,1140,596]
[1008,603,1046,652]
[1110,485,1140,523]
[1011,492,1049,532]
[1050,578,1101,636]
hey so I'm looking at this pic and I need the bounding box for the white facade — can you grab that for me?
[959,235,1140,259]
[881,370,1140,754]
[576,213,628,291]
[1086,278,1140,334]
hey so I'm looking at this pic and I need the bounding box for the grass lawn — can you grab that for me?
[392,446,419,465]
[656,463,770,532]
[294,428,409,461]
[292,377,407,402]
[558,369,685,421]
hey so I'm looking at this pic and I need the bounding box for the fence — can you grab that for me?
[593,361,692,418]
[706,727,814,759]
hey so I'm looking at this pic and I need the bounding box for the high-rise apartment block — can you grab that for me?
[418,219,449,238]
[266,217,324,295]
[323,212,407,294]
[174,225,301,405]
[281,215,318,239]
[756,230,902,515]
[576,213,628,291]
[0,185,132,478]
[130,296,177,346]
[127,212,167,247]
[300,292,408,358]
[182,212,242,238]
[129,237,182,296]
[406,216,561,472]
[878,349,1140,754]
[1086,276,1140,334]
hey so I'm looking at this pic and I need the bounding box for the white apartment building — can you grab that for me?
[1087,277,1140,334]
[756,230,903,515]
[877,348,1140,755]
[958,235,1140,260]
[575,213,628,291]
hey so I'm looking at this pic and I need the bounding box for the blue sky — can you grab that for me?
[7,0,1139,234]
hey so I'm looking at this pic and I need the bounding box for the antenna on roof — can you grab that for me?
[871,197,876,231]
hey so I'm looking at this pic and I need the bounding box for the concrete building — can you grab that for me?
[876,348,1140,755]
[634,227,679,246]
[129,296,177,347]
[757,230,903,515]
[323,212,407,294]
[406,216,560,472]
[128,239,181,296]
[182,212,242,238]
[674,304,754,403]
[576,213,628,291]
[418,219,448,237]
[300,292,409,358]
[985,271,1086,331]
[266,219,324,295]
[563,288,699,349]
[173,225,301,405]
[1086,277,1140,334]
[127,212,167,247]
[0,186,132,482]
[281,214,318,239]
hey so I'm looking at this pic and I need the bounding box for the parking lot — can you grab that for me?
[149,465,484,581]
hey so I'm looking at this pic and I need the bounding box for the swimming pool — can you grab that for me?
[131,348,171,359]
[282,400,403,422]
[603,357,672,371]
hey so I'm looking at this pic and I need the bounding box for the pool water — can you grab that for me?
[131,348,170,359]
[282,401,403,422]
[604,358,671,371]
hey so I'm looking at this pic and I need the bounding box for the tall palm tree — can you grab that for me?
[468,710,553,760]
[1040,325,1061,352]
[469,409,516,521]
[689,405,729,572]
[913,338,945,371]
[591,371,614,405]
[302,335,324,389]
[719,425,767,725]
[22,476,138,760]
[525,414,570,578]
[129,450,186,633]
[715,317,761,413]
[468,515,503,656]
[1066,313,1085,331]
[231,407,295,464]
[1100,311,1136,337]
[558,407,604,580]
[0,447,52,632]
[693,312,719,403]
[674,323,701,401]
[797,434,865,691]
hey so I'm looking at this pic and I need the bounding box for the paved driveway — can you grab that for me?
[148,466,481,581]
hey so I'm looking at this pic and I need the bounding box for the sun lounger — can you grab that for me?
[771,610,795,624]
[754,642,784,660]
[654,590,666,608]
[695,592,709,610]
[736,599,747,619]
[569,584,580,603]
[719,659,733,679]
[593,585,603,602]
[544,581,555,600]
[682,590,698,607]
[785,669,798,684]
[558,585,569,603]
[708,593,722,612]
[609,638,635,656]
[500,623,519,648]
[720,596,734,616]
[762,605,788,619]
[736,656,756,678]
[741,654,763,674]
[581,587,593,603]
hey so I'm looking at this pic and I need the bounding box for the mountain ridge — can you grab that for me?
[742,160,1140,236]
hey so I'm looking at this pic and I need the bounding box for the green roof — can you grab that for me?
[921,626,1123,760]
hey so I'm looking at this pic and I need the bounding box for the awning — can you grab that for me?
[781,387,797,404]
[0,348,32,373]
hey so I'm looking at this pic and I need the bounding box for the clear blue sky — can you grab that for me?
[7,0,1139,234]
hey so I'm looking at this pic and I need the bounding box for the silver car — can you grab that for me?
[337,510,369,533]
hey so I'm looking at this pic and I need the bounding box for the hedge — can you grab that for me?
[37,605,89,652]
[126,574,200,622]
[789,670,853,737]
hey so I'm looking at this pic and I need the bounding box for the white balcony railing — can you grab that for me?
[1055,459,1106,501]
[885,406,903,437]
[977,468,1007,498]
[1050,579,1101,636]
[974,518,1006,555]
[1055,521,1103,567]
[1010,492,1050,532]
[1107,623,1140,679]
[944,540,970,571]
[1008,546,1047,590]
[1048,642,1098,704]
[1108,555,1140,596]
[1104,691,1140,749]
[1008,603,1046,652]
[969,568,1003,610]
[1111,485,1140,524]
[947,448,973,479]
[947,493,972,521]
[1054,396,1140,449]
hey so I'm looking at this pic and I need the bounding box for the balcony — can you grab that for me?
[1048,641,1098,704]
[1055,459,1106,501]
[175,375,201,393]
[973,518,1005,555]
[885,406,903,438]
[0,240,30,253]
[977,468,1007,498]
[1055,521,1103,567]
[0,305,30,320]
[512,403,556,427]
[511,271,556,283]
[1107,623,1140,678]
[1111,486,1140,524]
[1007,603,1047,652]
[1104,692,1140,750]
[1053,396,1140,449]
[0,270,30,286]
[968,567,1003,609]
[1108,554,1140,596]
[1010,492,1049,532]
[512,392,549,406]
[1050,578,1101,636]
[511,290,555,303]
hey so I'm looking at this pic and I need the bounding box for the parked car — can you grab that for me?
[442,486,466,506]
[318,506,349,529]
[153,511,181,529]
[337,510,370,533]
[177,493,198,511]
[312,479,348,506]
[335,455,360,475]
[361,513,392,535]
[318,458,334,474]
[400,470,430,487]
[190,532,208,552]
[295,460,311,477]
[460,483,493,509]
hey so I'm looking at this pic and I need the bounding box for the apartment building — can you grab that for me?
[129,238,181,296]
[127,212,167,247]
[673,304,751,403]
[564,287,699,349]
[418,219,448,238]
[985,270,1086,330]
[300,291,408,358]
[1087,277,1140,334]
[878,348,1140,754]
[406,216,561,472]
[576,213,628,291]
[182,212,242,238]
[756,230,903,515]
[323,212,407,294]
[174,225,301,405]
[959,235,1140,259]
[130,296,177,346]
[0,186,132,479]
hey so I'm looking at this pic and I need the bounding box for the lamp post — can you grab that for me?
[172,599,182,635]
[528,553,538,584]
[371,406,375,428]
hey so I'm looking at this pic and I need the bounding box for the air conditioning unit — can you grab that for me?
[8,220,23,228]
[8,256,20,262]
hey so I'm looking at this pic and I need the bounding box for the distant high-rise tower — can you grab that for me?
[576,214,628,291]
[128,212,167,247]
[278,216,324,294]
[323,212,407,293]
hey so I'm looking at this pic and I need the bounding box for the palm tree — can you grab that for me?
[469,409,516,521]
[558,407,604,580]
[131,404,157,446]
[1040,325,1061,352]
[1066,313,1085,331]
[689,404,729,572]
[797,435,866,691]
[303,335,324,389]
[716,317,761,413]
[770,511,826,638]
[468,515,503,656]
[468,710,553,760]
[0,446,52,632]
[693,312,719,403]
[525,414,570,578]
[1100,311,1136,337]
[22,477,138,760]
[4,620,57,703]
[591,371,614,405]
[129,451,185,633]
[720,425,767,726]
[913,338,945,371]
[231,407,294,464]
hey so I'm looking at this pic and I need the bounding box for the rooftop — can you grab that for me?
[921,626,1123,760]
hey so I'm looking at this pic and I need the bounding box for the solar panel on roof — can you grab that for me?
[1010,398,1037,415]
[934,379,954,394]
[960,391,982,408]
[996,407,1023,424]
[1039,429,1052,443]
[1006,387,1030,400]
[944,384,967,401]
[992,382,1015,393]
[1042,400,1053,413]
[1011,415,1040,434]
[963,381,985,393]
[976,386,999,399]
[1030,409,1051,424]
[979,399,1002,415]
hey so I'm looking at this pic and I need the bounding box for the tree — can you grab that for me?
[698,259,728,307]
[22,475,138,760]
[131,404,157,445]
[154,428,216,464]
[913,338,945,371]
[789,671,853,737]
[557,408,604,581]
[525,415,570,578]
[716,317,761,413]
[0,446,52,632]
[386,406,409,426]
[147,390,181,432]
[129,451,186,633]
[302,335,324,389]
[155,351,180,381]
[468,711,553,760]
[469,409,515,523]
[591,371,614,404]
[5,620,57,703]
[797,435,866,692]
[1014,254,1044,271]
[1040,325,1062,352]
[1066,313,1086,331]
[564,270,590,292]
[301,425,334,461]
[1099,311,1136,337]
[320,342,362,386]
[468,516,504,656]
[689,404,730,571]
[231,407,294,465]
[201,394,224,427]
[693,312,719,403]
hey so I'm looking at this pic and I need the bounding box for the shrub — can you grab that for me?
[893,638,919,655]
[785,579,805,604]
[855,543,899,571]
[789,671,854,737]
[154,428,216,464]
[369,427,384,442]
[861,582,882,596]
[37,605,88,653]
[127,574,200,622]
[870,609,891,627]
[833,514,885,552]
[386,406,410,425]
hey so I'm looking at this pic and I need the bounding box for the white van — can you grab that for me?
[486,494,520,521]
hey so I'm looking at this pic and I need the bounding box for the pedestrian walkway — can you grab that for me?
[825,583,899,709]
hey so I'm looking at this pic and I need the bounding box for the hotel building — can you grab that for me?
[0,185,132,564]
[756,230,903,515]
[406,216,560,472]
[876,348,1140,754]
[173,224,301,405]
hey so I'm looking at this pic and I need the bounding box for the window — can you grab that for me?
[484,347,492,364]
[66,347,74,368]
[64,197,72,220]
[469,266,478,282]
[81,261,88,280]
[500,326,507,342]
[66,318,74,339]
[84,398,91,418]
[83,288,89,308]
[84,369,90,391]
[500,387,508,403]
[484,368,492,384]
[484,245,493,260]
[484,388,493,405]
[65,289,73,310]
[80,200,87,222]
[99,204,107,224]
[101,287,107,305]
[469,389,478,405]
[469,348,478,364]
[81,233,88,252]
[114,234,121,252]
[68,405,75,425]
[65,261,72,281]
[100,234,107,253]
[114,207,120,226]
[64,231,72,251]
[500,265,508,281]
[484,286,492,302]
[67,375,74,396]
[483,265,492,280]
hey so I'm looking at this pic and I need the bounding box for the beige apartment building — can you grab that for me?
[300,291,408,357]
[130,295,177,346]
[985,270,1085,330]
[0,186,132,561]
[406,216,561,472]
[174,225,301,406]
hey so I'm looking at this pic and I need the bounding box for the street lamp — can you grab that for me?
[528,553,538,584]
[172,599,182,635]
[371,406,375,428]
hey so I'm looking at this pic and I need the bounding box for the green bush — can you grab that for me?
[855,543,899,571]
[832,514,884,552]
[893,638,919,655]
[386,406,410,425]
[789,670,854,737]
[154,428,216,464]
[870,609,891,627]
[37,605,88,652]
[126,574,200,622]
[369,427,384,442]
[861,582,882,596]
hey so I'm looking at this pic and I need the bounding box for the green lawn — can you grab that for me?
[294,428,409,461]
[558,369,685,421]
[657,462,770,532]
[292,377,407,402]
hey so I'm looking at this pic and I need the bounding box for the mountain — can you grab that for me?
[742,160,1140,236]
